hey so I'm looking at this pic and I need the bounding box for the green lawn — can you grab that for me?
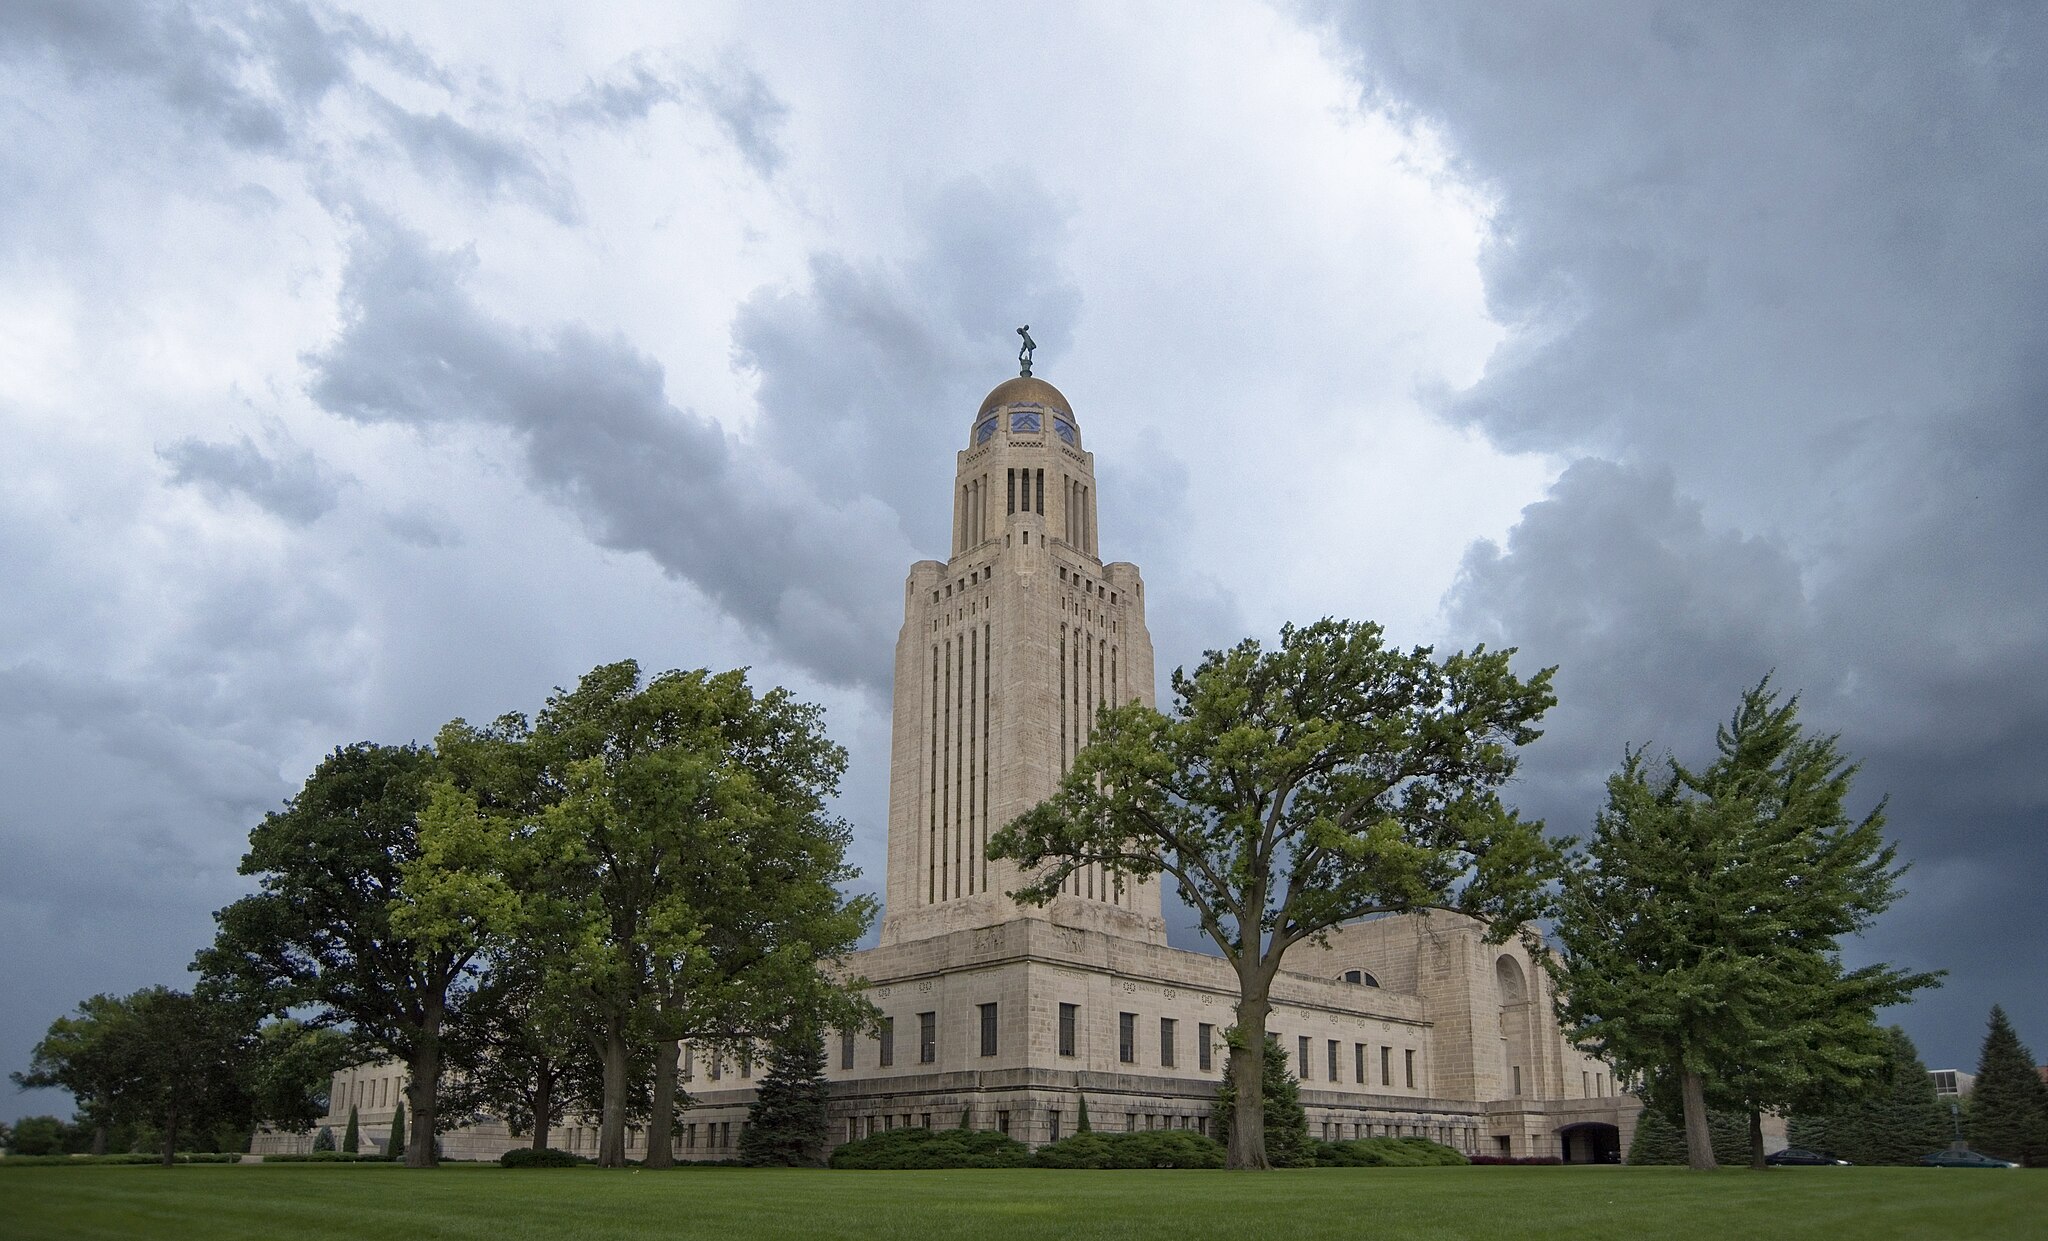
[1,1164,2041,1241]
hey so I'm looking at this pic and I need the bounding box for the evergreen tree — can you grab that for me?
[1554,679,1935,1170]
[1075,1095,1091,1133]
[312,1125,335,1152]
[1212,1034,1310,1167]
[1969,1006,2048,1166]
[387,1102,406,1162]
[1788,1026,1948,1164]
[1627,1104,1748,1166]
[738,1027,829,1167]
[342,1105,359,1154]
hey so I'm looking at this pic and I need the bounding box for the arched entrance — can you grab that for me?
[1558,1122,1621,1164]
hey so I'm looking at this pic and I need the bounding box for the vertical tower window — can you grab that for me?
[1058,1003,1078,1057]
[1328,1040,1340,1082]
[1118,1012,1136,1063]
[1007,468,1016,514]
[1297,1036,1311,1079]
[1198,1023,1214,1072]
[1381,1046,1391,1086]
[1035,468,1045,515]
[980,1003,999,1057]
[1406,1049,1417,1089]
[841,1029,854,1070]
[1160,1018,1177,1068]
[879,1017,894,1067]
[919,1012,937,1064]
[1355,1043,1366,1084]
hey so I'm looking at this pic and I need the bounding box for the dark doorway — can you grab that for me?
[1557,1122,1621,1164]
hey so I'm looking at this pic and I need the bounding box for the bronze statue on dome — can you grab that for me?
[1017,325,1036,377]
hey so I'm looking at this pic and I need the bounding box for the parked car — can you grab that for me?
[1765,1147,1850,1166]
[1918,1149,2021,1168]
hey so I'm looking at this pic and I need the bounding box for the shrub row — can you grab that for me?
[1033,1131,1224,1169]
[0,1152,244,1167]
[1310,1138,1469,1168]
[262,1151,386,1163]
[499,1147,588,1168]
[818,1128,1481,1171]
[827,1128,1034,1169]
[1465,1155,1564,1166]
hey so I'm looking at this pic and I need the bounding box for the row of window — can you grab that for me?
[1292,1035,1420,1090]
[831,1003,1421,1093]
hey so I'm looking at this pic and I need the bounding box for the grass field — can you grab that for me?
[1,1164,2041,1241]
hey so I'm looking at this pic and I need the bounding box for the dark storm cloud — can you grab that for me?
[364,94,577,221]
[304,216,911,690]
[686,55,789,178]
[557,61,680,127]
[158,431,349,524]
[0,0,354,149]
[1311,1,2048,1064]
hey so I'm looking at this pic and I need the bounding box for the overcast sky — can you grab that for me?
[4,1,2043,1121]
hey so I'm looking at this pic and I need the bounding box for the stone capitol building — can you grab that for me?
[304,367,1640,1164]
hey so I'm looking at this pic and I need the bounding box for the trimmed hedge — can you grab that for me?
[828,1127,1032,1169]
[1033,1131,1225,1169]
[1466,1154,1564,1166]
[261,1152,383,1163]
[1311,1137,1469,1168]
[500,1147,587,1168]
[0,1153,243,1167]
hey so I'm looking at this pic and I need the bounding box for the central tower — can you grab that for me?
[878,372,1165,945]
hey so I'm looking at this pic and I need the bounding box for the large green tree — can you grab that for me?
[1788,1025,1948,1164]
[1552,680,1935,1171]
[1969,1006,2048,1165]
[487,661,875,1167]
[197,742,515,1167]
[12,994,130,1154]
[442,949,592,1152]
[990,619,1560,1169]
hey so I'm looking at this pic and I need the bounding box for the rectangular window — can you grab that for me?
[1059,1003,1078,1057]
[920,1114,931,1129]
[1298,1036,1311,1080]
[980,1003,999,1057]
[1406,1049,1417,1089]
[1355,1043,1366,1084]
[842,1029,855,1070]
[1160,1018,1177,1068]
[1381,1046,1391,1086]
[708,1053,722,1081]
[1513,1065,1523,1096]
[1119,1012,1136,1064]
[739,1047,752,1079]
[684,1123,696,1150]
[919,1011,937,1064]
[1049,1111,1062,1142]
[1328,1040,1340,1082]
[879,1016,894,1068]
[1597,1072,1607,1096]
[1582,1070,1590,1097]
[1198,1023,1214,1072]
[1125,1113,1137,1133]
[997,1110,1010,1135]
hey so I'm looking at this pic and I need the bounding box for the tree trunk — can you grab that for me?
[1748,1105,1767,1170]
[90,1123,108,1157]
[1226,986,1272,1171]
[646,1038,679,1168]
[1680,1068,1718,1170]
[160,1102,178,1167]
[406,992,443,1169]
[599,1019,629,1167]
[531,1066,554,1152]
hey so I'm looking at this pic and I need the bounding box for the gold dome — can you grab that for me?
[977,375,1073,418]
